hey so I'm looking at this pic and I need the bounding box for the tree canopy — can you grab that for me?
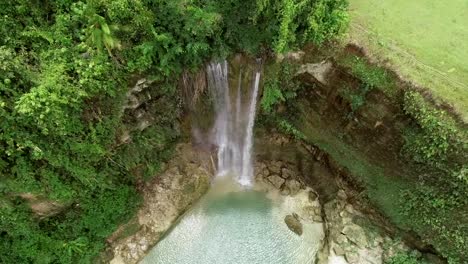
[0,0,348,262]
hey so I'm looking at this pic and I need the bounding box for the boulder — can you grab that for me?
[280,167,294,179]
[296,60,333,86]
[334,245,345,256]
[284,179,302,195]
[267,174,285,189]
[341,224,369,248]
[345,252,360,264]
[308,191,318,201]
[284,214,303,236]
[285,51,305,61]
[269,161,283,175]
[312,215,323,223]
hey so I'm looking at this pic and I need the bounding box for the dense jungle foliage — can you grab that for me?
[0,0,348,262]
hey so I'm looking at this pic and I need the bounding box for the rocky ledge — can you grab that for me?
[107,144,212,264]
[254,158,418,264]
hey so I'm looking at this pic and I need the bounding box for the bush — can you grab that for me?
[255,0,349,53]
[386,252,424,264]
[260,62,301,113]
[403,91,466,167]
[400,91,468,263]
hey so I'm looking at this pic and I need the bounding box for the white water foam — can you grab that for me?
[207,60,261,186]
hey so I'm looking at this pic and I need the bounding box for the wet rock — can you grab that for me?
[269,161,283,175]
[312,215,323,223]
[345,251,360,264]
[280,187,291,196]
[313,207,322,216]
[334,245,345,256]
[335,234,349,245]
[254,162,269,180]
[281,167,294,179]
[342,224,369,248]
[345,204,355,214]
[308,191,318,201]
[285,179,302,195]
[267,174,285,189]
[337,190,347,200]
[285,214,303,236]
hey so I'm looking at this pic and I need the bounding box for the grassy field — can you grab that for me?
[347,0,468,122]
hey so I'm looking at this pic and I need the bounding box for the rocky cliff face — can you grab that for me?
[253,133,420,264]
[295,57,408,173]
[105,51,460,263]
[255,46,463,262]
[107,144,212,264]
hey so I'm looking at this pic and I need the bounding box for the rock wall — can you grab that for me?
[295,58,409,172]
[253,134,418,264]
[107,144,212,264]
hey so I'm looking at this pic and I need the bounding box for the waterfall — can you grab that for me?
[207,60,261,186]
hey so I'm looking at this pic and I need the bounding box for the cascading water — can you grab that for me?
[142,58,323,264]
[207,60,261,186]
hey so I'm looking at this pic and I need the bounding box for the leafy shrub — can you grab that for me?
[0,186,139,263]
[261,79,285,113]
[400,91,467,263]
[403,91,466,168]
[338,55,398,113]
[342,56,395,92]
[386,252,424,264]
[277,119,306,140]
[340,85,369,112]
[255,0,349,53]
[260,63,301,113]
[400,181,467,262]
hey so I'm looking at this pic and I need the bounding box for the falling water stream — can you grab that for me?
[207,60,261,186]
[141,59,321,263]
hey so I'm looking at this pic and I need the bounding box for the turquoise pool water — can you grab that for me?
[141,181,320,264]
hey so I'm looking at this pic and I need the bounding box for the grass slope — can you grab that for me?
[348,0,468,122]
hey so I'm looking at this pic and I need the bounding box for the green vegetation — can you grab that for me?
[294,90,467,262]
[386,252,425,264]
[0,0,347,262]
[259,62,307,139]
[260,62,301,113]
[401,91,467,263]
[340,55,398,97]
[336,55,399,114]
[403,92,466,170]
[348,0,468,121]
[256,0,348,52]
[297,107,407,225]
[270,52,467,262]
